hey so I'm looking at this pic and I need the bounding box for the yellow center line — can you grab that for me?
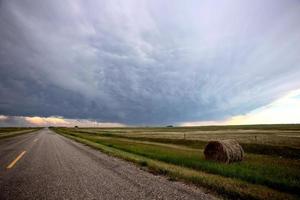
[6,151,26,169]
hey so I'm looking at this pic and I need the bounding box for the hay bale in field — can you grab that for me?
[204,139,244,163]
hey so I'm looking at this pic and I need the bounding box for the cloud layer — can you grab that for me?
[1,0,300,125]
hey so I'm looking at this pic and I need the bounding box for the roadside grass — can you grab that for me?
[52,128,298,200]
[65,131,300,194]
[53,128,300,199]
[0,127,29,133]
[0,127,40,139]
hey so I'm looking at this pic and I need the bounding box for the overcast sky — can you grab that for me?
[1,0,300,126]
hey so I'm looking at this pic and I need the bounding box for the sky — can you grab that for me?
[0,0,300,127]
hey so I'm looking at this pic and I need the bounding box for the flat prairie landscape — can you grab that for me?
[52,124,300,200]
[1,1,300,200]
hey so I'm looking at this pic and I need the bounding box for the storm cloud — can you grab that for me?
[1,0,300,125]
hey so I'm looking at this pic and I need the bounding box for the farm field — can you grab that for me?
[0,127,40,140]
[52,124,300,200]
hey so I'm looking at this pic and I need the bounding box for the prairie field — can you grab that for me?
[0,127,40,140]
[52,124,300,200]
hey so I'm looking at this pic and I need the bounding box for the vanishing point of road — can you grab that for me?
[0,128,216,200]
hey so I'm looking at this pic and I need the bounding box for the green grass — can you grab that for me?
[51,125,300,200]
[0,127,40,139]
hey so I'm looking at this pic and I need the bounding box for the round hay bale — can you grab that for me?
[204,139,244,163]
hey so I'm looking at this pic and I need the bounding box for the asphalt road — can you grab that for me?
[0,128,216,200]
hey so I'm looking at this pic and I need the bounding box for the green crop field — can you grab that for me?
[52,124,300,200]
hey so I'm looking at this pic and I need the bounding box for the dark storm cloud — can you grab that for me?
[1,0,300,125]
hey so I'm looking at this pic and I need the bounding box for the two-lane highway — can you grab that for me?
[0,128,216,200]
